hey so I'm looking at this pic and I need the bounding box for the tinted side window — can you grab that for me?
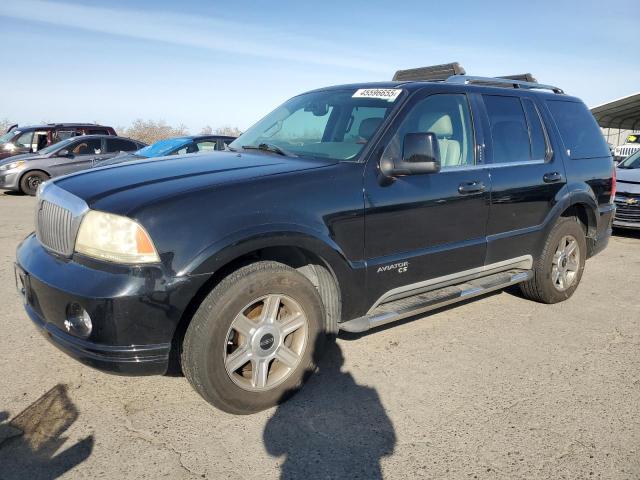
[546,100,609,159]
[70,138,102,155]
[15,131,34,149]
[385,93,475,168]
[88,129,109,135]
[106,138,137,152]
[483,95,531,164]
[522,99,547,160]
[55,130,76,141]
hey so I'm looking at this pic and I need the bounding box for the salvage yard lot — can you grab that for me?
[0,192,639,480]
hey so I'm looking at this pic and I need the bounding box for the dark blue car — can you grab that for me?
[95,134,236,166]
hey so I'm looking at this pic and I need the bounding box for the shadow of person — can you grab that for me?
[0,384,94,480]
[264,337,396,479]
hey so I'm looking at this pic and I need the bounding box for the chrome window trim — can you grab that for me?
[439,159,546,172]
[368,255,533,313]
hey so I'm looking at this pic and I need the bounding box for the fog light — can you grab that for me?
[64,303,92,338]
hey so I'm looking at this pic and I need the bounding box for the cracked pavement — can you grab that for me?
[0,192,639,479]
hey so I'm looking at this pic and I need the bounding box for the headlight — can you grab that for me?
[0,160,25,170]
[75,210,160,264]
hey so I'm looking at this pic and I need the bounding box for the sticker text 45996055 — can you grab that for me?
[352,88,402,102]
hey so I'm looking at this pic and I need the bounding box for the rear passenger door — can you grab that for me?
[364,90,491,309]
[479,93,567,265]
[94,138,140,164]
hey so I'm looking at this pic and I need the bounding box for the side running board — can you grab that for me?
[339,269,532,333]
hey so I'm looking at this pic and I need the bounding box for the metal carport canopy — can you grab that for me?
[591,92,640,130]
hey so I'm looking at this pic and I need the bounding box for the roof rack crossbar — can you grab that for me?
[446,75,564,94]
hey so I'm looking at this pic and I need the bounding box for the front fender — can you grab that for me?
[180,224,366,319]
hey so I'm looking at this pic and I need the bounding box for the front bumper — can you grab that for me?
[613,195,640,230]
[0,168,22,190]
[16,234,208,376]
[612,219,640,230]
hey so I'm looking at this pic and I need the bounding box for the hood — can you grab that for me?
[0,151,44,166]
[616,166,640,195]
[54,151,338,213]
[94,152,143,167]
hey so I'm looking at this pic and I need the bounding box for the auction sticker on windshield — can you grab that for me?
[352,88,402,102]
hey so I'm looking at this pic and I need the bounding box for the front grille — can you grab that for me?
[36,200,74,255]
[617,146,640,158]
[615,195,640,224]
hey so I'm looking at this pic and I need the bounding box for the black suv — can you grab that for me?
[15,74,615,414]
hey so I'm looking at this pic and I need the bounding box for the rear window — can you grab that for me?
[546,100,609,159]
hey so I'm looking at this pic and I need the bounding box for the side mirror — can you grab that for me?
[380,132,441,177]
[58,149,71,157]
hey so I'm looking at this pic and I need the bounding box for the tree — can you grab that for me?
[118,119,189,144]
[200,125,213,135]
[0,118,14,134]
[214,126,243,137]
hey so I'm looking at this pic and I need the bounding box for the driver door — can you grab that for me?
[48,138,104,176]
[363,90,490,309]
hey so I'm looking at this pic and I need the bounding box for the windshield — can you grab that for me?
[0,131,17,143]
[229,88,403,161]
[619,149,640,169]
[136,138,191,157]
[37,136,77,156]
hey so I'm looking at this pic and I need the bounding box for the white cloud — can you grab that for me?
[0,0,388,73]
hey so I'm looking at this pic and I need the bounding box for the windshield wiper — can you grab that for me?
[242,143,297,157]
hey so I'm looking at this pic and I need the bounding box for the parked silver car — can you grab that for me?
[0,135,145,195]
[614,150,640,230]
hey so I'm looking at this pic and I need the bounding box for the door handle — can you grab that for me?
[458,181,486,194]
[543,172,563,183]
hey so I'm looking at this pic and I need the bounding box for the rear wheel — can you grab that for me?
[181,261,325,414]
[520,217,587,303]
[19,170,49,196]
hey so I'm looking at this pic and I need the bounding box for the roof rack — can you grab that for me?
[445,75,564,94]
[391,63,564,94]
[499,73,538,83]
[393,62,466,82]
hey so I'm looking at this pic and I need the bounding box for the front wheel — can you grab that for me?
[520,217,587,304]
[19,170,49,196]
[181,261,325,414]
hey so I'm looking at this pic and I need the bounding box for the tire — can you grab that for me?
[519,217,587,304]
[19,170,49,196]
[181,261,326,414]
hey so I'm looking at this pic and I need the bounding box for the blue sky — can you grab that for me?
[0,0,637,132]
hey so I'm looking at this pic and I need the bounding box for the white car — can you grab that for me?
[614,133,640,163]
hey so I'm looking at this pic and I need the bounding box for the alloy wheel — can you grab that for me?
[551,234,580,291]
[223,294,308,391]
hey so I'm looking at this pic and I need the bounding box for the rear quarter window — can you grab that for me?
[546,100,609,159]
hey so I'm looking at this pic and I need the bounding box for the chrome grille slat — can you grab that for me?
[34,183,88,257]
[36,199,74,256]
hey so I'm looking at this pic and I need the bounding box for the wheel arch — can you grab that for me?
[168,233,351,372]
[18,168,51,193]
[560,201,597,238]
